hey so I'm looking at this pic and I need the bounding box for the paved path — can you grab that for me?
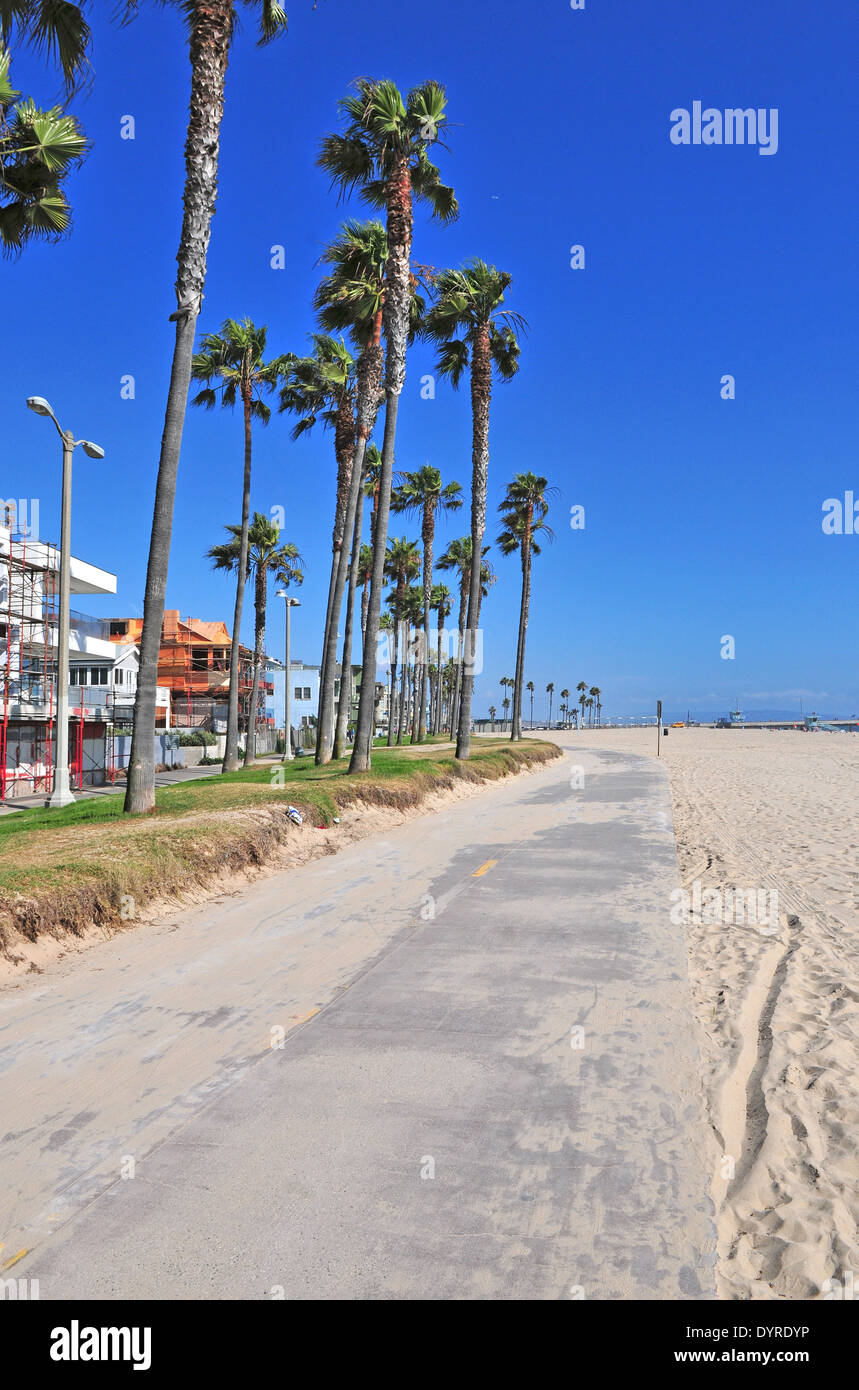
[0,741,716,1299]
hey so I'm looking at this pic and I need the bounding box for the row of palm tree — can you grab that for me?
[7,10,542,796]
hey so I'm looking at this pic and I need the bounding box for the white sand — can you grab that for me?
[569,726,859,1300]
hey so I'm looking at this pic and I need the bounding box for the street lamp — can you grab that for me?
[276,590,300,761]
[26,396,105,807]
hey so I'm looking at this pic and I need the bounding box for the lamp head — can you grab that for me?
[26,395,55,418]
[276,589,288,599]
[81,441,105,460]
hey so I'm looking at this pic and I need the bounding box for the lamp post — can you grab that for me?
[276,591,300,761]
[26,397,105,808]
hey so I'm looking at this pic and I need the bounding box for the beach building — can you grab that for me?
[109,611,271,736]
[0,520,168,798]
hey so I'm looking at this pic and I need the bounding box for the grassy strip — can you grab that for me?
[0,739,561,956]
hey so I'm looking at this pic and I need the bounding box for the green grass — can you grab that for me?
[0,738,561,954]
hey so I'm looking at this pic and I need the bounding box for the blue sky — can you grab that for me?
[4,0,857,720]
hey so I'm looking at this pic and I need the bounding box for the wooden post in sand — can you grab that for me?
[657,700,662,757]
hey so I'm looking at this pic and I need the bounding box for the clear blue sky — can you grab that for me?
[4,0,857,720]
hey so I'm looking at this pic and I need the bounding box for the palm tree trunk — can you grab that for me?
[244,561,266,766]
[124,0,233,814]
[511,545,531,741]
[361,579,369,637]
[318,333,383,764]
[387,601,400,746]
[397,620,408,745]
[434,615,444,734]
[449,569,468,737]
[456,323,492,761]
[350,152,412,773]
[333,476,367,759]
[316,397,358,760]
[415,504,433,742]
[224,388,253,771]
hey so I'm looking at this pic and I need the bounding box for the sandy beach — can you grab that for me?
[567,726,859,1300]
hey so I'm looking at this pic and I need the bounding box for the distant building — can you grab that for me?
[109,610,270,734]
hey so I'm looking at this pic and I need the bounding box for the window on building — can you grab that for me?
[70,667,84,686]
[303,686,311,700]
[294,686,303,701]
[191,648,209,671]
[110,621,127,637]
[115,669,124,685]
[334,680,340,698]
[91,667,108,686]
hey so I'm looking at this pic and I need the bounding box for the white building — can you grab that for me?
[0,526,167,797]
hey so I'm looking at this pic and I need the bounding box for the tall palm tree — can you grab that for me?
[390,465,461,742]
[586,695,594,726]
[546,682,554,728]
[429,582,450,734]
[499,676,513,732]
[577,680,588,728]
[437,536,493,736]
[0,47,87,255]
[319,77,457,773]
[279,332,357,759]
[488,704,496,733]
[590,685,601,727]
[526,679,535,729]
[190,318,286,771]
[498,473,553,740]
[207,513,303,765]
[560,688,570,729]
[423,259,524,760]
[383,536,420,744]
[125,1,287,814]
[313,222,392,762]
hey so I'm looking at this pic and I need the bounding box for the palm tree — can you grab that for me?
[125,2,287,814]
[423,259,524,759]
[586,696,594,726]
[437,536,493,736]
[279,332,357,761]
[190,318,286,772]
[577,681,588,727]
[0,2,92,92]
[208,513,303,765]
[384,536,420,745]
[391,466,461,742]
[320,77,457,773]
[590,685,601,727]
[429,582,451,734]
[526,679,535,729]
[560,689,570,729]
[313,221,405,763]
[498,474,553,740]
[488,704,496,733]
[0,47,87,256]
[546,682,554,728]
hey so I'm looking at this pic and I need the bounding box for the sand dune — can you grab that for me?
[563,726,859,1300]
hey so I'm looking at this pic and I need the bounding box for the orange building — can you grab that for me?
[109,610,271,732]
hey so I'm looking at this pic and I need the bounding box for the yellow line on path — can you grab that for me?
[1,1249,28,1271]
[472,859,498,878]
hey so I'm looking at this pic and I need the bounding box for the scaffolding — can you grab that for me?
[0,514,59,801]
